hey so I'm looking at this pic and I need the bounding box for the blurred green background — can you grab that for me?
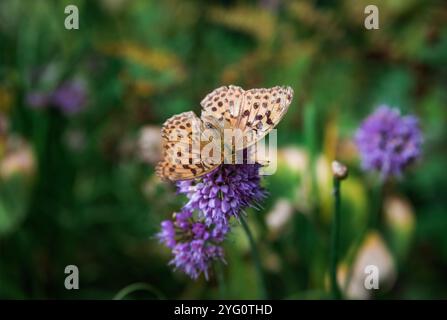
[0,0,446,299]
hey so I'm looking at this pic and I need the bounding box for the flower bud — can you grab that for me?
[332,160,348,180]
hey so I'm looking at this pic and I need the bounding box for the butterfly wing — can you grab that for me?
[156,111,219,181]
[200,85,245,128]
[236,86,293,150]
[199,85,293,155]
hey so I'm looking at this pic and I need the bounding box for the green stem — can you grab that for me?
[304,103,319,207]
[240,216,268,299]
[216,263,226,299]
[330,178,342,299]
[371,181,386,230]
[113,282,165,300]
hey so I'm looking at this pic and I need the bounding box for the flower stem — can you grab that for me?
[240,216,268,299]
[113,282,165,300]
[304,103,319,206]
[330,178,343,299]
[371,180,386,230]
[216,263,226,299]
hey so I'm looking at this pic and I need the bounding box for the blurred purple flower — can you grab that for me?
[158,164,266,280]
[355,105,423,179]
[26,92,50,108]
[51,80,87,114]
[26,78,88,115]
[158,220,176,249]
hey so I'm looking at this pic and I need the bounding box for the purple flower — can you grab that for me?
[170,240,224,280]
[157,210,225,280]
[26,77,88,115]
[355,105,423,179]
[179,164,266,229]
[51,80,87,114]
[26,92,50,108]
[158,164,266,280]
[158,220,176,249]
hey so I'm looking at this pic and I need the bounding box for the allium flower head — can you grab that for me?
[158,164,266,279]
[355,105,423,179]
[179,164,266,232]
[157,210,225,280]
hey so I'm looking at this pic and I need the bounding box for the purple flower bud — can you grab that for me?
[157,220,176,248]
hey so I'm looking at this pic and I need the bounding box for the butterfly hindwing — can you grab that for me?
[156,111,218,181]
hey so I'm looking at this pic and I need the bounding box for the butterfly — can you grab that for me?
[156,85,294,181]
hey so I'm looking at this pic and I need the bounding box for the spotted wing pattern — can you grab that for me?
[157,86,294,181]
[156,111,218,181]
[236,86,293,149]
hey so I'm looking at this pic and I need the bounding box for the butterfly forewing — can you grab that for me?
[200,85,245,128]
[200,85,293,152]
[237,86,293,150]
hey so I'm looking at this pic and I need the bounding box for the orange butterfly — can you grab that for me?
[156,85,293,181]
